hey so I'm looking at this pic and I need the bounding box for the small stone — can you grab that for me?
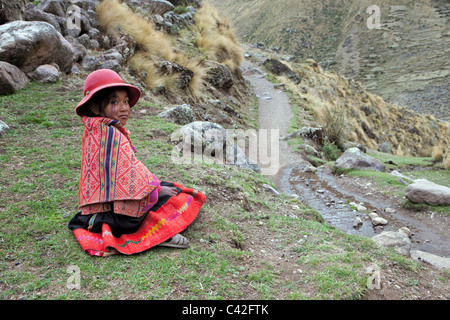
[353,217,363,228]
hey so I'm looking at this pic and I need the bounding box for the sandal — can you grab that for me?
[157,233,190,249]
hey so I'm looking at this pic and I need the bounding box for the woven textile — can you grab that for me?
[72,183,205,256]
[78,116,160,217]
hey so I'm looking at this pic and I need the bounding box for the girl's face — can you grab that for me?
[99,89,131,126]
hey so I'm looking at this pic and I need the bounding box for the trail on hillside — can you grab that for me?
[241,55,450,263]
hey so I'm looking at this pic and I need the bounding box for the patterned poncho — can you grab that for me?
[78,116,161,217]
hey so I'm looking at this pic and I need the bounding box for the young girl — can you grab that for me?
[68,69,205,257]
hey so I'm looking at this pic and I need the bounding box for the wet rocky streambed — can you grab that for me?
[276,164,450,258]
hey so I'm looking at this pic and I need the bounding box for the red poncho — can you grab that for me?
[78,116,161,217]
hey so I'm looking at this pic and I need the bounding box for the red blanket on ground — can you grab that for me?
[73,183,205,256]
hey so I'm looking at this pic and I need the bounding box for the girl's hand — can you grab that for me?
[159,186,178,197]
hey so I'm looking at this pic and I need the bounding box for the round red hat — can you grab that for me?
[75,69,141,116]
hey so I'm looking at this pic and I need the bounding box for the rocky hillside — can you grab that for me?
[1,0,449,167]
[207,0,450,122]
[0,0,258,129]
[245,45,450,168]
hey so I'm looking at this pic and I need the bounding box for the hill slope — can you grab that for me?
[207,0,450,121]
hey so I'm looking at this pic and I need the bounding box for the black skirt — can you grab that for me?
[68,182,181,238]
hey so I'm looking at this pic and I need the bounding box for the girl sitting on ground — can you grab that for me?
[68,69,205,257]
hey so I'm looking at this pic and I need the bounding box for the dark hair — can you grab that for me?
[78,87,130,117]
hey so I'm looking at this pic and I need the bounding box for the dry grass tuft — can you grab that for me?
[443,147,450,169]
[97,0,205,95]
[274,62,450,160]
[97,0,175,61]
[195,4,243,72]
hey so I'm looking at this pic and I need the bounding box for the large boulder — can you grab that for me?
[0,0,27,24]
[0,61,29,95]
[263,58,301,84]
[171,121,261,172]
[206,61,233,89]
[372,230,412,256]
[405,179,450,205]
[158,104,195,125]
[334,147,385,172]
[24,3,64,33]
[0,21,74,74]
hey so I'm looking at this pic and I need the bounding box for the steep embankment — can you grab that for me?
[241,42,450,167]
[207,0,450,121]
[278,57,450,161]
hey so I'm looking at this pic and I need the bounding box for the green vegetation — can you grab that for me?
[2,78,447,300]
[331,150,450,214]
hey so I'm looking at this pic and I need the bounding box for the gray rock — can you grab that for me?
[147,0,174,15]
[158,60,193,89]
[172,121,261,172]
[405,179,450,205]
[0,61,29,95]
[0,21,74,74]
[206,61,233,89]
[353,217,363,228]
[372,230,411,256]
[411,250,450,270]
[64,36,87,63]
[27,64,62,83]
[81,55,101,71]
[76,33,91,48]
[0,0,27,24]
[69,0,99,11]
[367,212,388,226]
[263,58,301,84]
[39,0,66,18]
[0,120,10,135]
[158,104,195,125]
[334,147,386,172]
[24,3,64,33]
[99,49,124,72]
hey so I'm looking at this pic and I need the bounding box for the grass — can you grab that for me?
[331,149,450,214]
[0,75,448,300]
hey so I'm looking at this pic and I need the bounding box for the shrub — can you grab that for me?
[321,106,345,149]
[323,139,340,161]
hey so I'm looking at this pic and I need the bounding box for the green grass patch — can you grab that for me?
[0,77,447,300]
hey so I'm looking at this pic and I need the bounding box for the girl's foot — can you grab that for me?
[157,234,189,248]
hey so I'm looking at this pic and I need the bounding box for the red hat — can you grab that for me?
[76,69,141,116]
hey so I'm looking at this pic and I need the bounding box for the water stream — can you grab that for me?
[276,163,450,257]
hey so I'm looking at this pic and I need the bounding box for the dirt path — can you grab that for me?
[241,58,307,174]
[241,55,450,265]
